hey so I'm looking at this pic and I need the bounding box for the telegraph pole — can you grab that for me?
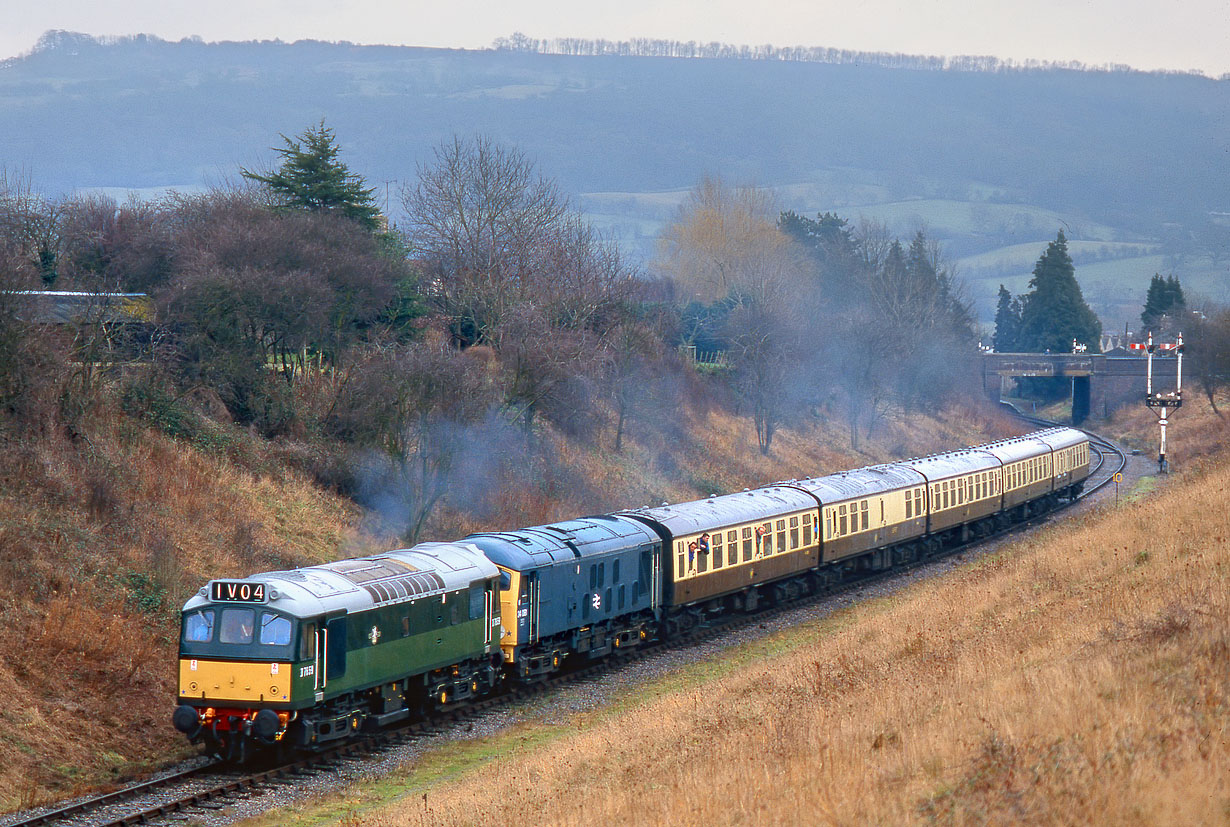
[1144,332,1184,473]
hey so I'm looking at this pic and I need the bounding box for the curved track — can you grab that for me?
[3,418,1130,827]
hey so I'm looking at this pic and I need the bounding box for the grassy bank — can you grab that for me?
[265,443,1229,825]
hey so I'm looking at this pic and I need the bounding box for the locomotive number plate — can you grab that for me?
[210,580,268,603]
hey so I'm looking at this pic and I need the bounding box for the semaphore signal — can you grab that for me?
[1144,332,1184,473]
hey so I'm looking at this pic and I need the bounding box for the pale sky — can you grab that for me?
[3,0,1228,76]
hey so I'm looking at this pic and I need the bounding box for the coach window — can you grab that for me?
[743,527,754,561]
[905,494,913,519]
[712,534,723,566]
[942,483,949,510]
[184,609,215,643]
[790,516,799,549]
[860,501,869,531]
[698,547,708,573]
[838,504,847,536]
[776,519,786,551]
[803,514,813,545]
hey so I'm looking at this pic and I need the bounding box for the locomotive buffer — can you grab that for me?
[1144,332,1184,474]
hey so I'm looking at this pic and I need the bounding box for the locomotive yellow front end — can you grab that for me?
[173,579,307,761]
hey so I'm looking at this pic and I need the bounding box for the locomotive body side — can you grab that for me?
[465,515,661,681]
[175,543,500,758]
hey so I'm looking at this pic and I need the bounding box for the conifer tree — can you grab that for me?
[1140,273,1186,333]
[242,121,381,232]
[993,284,1021,351]
[1016,230,1102,353]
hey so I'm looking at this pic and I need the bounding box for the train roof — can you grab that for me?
[896,448,1002,481]
[787,464,925,501]
[464,514,659,571]
[1029,427,1088,451]
[972,430,1057,464]
[181,542,497,618]
[621,485,816,537]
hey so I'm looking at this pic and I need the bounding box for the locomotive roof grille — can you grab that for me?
[362,571,446,605]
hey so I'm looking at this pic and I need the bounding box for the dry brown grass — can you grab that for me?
[333,445,1229,826]
[1103,387,1230,468]
[0,411,376,810]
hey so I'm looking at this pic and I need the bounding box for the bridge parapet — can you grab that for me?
[981,352,1177,421]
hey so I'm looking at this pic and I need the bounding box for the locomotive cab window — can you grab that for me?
[219,608,256,645]
[259,612,292,646]
[184,609,215,643]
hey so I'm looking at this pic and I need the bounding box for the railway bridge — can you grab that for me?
[981,352,1178,424]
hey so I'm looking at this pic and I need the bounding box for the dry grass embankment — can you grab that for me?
[293,439,1229,826]
[0,415,370,810]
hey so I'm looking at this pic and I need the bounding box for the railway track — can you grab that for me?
[4,420,1130,827]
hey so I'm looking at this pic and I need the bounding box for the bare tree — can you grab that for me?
[335,340,501,542]
[657,175,800,310]
[1186,301,1230,416]
[402,135,570,345]
[656,176,810,453]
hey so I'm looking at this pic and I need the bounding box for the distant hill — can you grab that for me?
[2,31,1227,328]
